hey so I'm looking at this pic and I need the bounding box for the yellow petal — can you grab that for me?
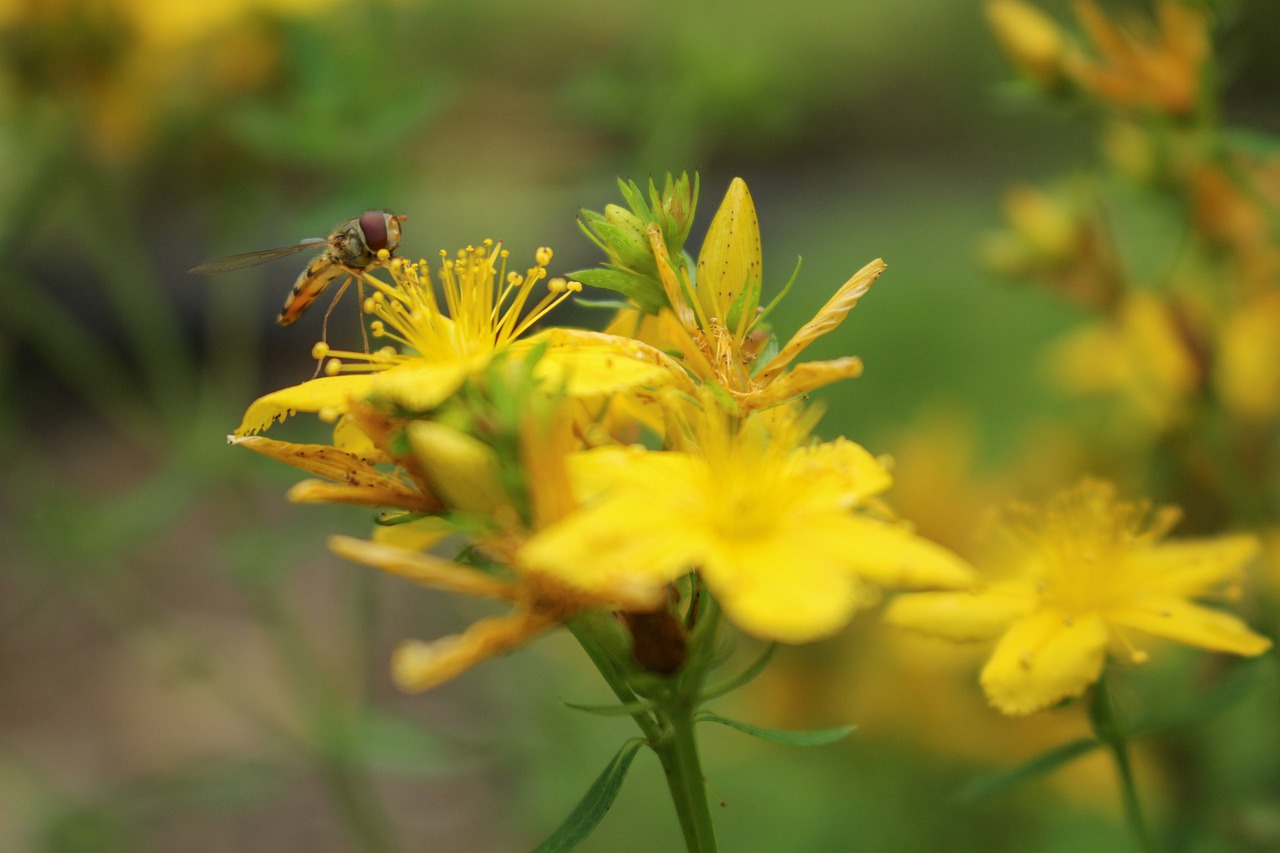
[794,437,892,506]
[1112,598,1272,656]
[332,414,386,461]
[367,361,472,412]
[391,611,558,693]
[230,435,410,495]
[236,375,376,435]
[534,328,695,397]
[884,584,1035,641]
[1134,534,1259,596]
[287,478,432,511]
[702,535,882,644]
[820,516,976,590]
[750,357,864,408]
[980,610,1109,715]
[328,535,515,601]
[754,258,885,385]
[371,517,453,551]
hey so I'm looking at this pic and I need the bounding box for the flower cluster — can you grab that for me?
[233,175,975,692]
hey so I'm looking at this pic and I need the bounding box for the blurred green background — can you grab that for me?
[4,1,1280,851]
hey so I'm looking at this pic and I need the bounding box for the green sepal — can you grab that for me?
[532,739,647,853]
[570,268,668,314]
[956,737,1100,803]
[695,712,855,746]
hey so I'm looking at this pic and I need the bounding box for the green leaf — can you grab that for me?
[533,739,646,853]
[696,712,854,746]
[569,268,667,313]
[956,737,1100,803]
[699,643,777,702]
[562,698,657,717]
[572,297,635,311]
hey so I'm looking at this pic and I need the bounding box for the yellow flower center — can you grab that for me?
[319,241,580,373]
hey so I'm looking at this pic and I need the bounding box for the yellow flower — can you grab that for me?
[1216,292,1280,424]
[885,480,1271,716]
[235,242,690,435]
[644,179,883,410]
[986,0,1069,88]
[1065,0,1209,117]
[1049,292,1200,435]
[323,404,666,693]
[522,399,974,644]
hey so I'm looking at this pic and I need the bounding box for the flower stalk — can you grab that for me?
[1089,676,1156,853]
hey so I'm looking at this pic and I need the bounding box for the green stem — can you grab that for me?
[1090,678,1157,853]
[569,609,720,852]
[651,703,719,853]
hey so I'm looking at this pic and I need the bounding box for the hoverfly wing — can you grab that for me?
[187,237,330,274]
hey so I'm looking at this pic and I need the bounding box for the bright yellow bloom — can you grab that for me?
[885,480,1271,716]
[235,242,690,435]
[523,399,974,644]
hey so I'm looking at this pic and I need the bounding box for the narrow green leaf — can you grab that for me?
[956,737,1101,804]
[572,298,635,311]
[699,643,777,702]
[696,712,854,746]
[754,256,802,329]
[533,739,646,853]
[561,698,657,717]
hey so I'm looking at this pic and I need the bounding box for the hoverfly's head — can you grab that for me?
[359,211,406,254]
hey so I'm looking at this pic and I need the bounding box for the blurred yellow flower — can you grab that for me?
[1065,0,1209,117]
[1216,292,1280,424]
[523,398,974,644]
[986,0,1069,88]
[885,480,1270,715]
[1049,292,1200,434]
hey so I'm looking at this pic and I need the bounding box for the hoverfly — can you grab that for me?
[189,211,405,337]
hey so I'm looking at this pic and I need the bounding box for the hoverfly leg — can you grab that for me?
[355,275,371,354]
[311,275,355,378]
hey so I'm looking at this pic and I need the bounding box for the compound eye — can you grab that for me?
[359,211,390,251]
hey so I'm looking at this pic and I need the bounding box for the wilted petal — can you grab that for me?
[391,611,559,693]
[754,258,885,385]
[328,535,515,601]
